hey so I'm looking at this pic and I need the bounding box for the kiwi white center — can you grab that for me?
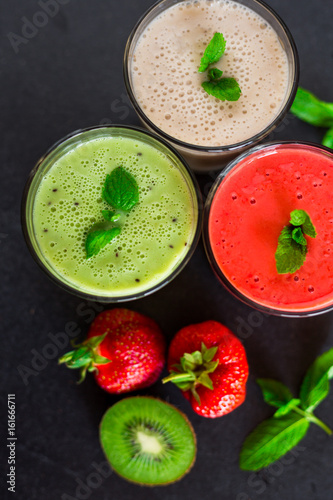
[136,431,163,455]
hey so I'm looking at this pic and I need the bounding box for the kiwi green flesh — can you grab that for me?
[100,397,196,486]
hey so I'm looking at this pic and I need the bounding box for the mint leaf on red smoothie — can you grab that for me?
[292,227,307,246]
[290,209,317,238]
[102,166,139,212]
[208,68,223,81]
[289,209,307,226]
[275,210,316,274]
[198,32,226,73]
[102,210,120,223]
[202,78,241,102]
[86,227,121,259]
[275,226,307,274]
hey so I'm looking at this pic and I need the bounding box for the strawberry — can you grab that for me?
[163,320,248,418]
[59,308,166,394]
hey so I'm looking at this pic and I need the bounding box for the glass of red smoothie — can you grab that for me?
[203,142,333,317]
[124,0,299,173]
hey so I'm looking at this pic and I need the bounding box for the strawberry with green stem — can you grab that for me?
[163,320,249,418]
[59,308,166,394]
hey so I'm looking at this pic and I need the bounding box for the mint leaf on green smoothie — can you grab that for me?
[102,210,120,223]
[290,87,333,128]
[202,78,241,102]
[275,210,316,274]
[198,32,226,73]
[208,68,223,81]
[86,227,121,259]
[323,127,333,149]
[240,350,333,471]
[102,166,139,212]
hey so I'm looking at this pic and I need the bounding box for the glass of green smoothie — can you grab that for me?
[124,0,299,172]
[22,125,202,302]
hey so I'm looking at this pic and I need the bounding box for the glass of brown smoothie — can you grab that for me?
[124,0,299,172]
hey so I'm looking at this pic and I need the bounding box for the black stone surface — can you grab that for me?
[1,1,333,499]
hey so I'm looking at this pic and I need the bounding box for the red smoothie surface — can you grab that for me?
[208,144,333,312]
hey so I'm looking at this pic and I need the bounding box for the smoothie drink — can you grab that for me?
[22,127,201,301]
[204,143,333,316]
[125,0,298,171]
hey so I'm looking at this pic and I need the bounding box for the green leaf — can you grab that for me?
[202,343,218,363]
[197,372,214,390]
[323,127,333,149]
[102,166,139,212]
[292,227,307,246]
[208,68,223,81]
[257,379,293,408]
[198,32,226,72]
[275,226,308,274]
[102,210,120,222]
[290,209,307,226]
[85,227,121,259]
[289,209,317,238]
[290,87,333,128]
[202,78,241,102]
[300,348,333,411]
[274,399,301,418]
[239,413,310,471]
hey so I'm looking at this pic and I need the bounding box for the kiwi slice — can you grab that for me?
[100,396,196,486]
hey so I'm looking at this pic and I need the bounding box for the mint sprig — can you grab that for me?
[85,166,139,259]
[239,349,333,471]
[199,32,241,102]
[291,87,333,149]
[275,209,316,274]
[198,32,226,73]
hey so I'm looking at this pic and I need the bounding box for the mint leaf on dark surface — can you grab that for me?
[275,226,307,274]
[300,348,333,411]
[274,399,301,418]
[102,166,139,212]
[198,32,226,73]
[257,378,293,408]
[239,413,310,471]
[202,78,241,102]
[102,210,120,222]
[323,127,333,149]
[208,68,223,81]
[86,227,121,259]
[292,227,307,246]
[290,87,333,128]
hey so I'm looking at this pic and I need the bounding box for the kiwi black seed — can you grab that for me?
[99,396,197,486]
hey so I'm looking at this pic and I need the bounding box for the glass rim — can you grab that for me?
[21,124,203,303]
[203,140,333,318]
[123,0,300,154]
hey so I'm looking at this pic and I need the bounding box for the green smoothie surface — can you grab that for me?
[33,132,197,297]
